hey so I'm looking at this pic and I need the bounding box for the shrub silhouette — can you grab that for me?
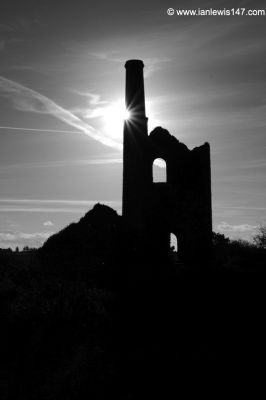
[212,231,266,271]
[253,224,266,249]
[37,203,153,283]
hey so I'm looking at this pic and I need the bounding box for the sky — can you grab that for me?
[0,0,266,248]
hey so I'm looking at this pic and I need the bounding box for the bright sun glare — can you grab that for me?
[102,101,130,140]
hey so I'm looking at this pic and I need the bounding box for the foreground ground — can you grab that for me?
[1,206,265,398]
[1,252,265,399]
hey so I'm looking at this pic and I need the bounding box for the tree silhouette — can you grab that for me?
[253,224,266,249]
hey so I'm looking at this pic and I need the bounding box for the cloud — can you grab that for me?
[0,198,121,206]
[0,76,122,150]
[68,91,111,119]
[0,230,53,242]
[71,90,107,105]
[223,158,266,170]
[0,156,122,171]
[0,198,122,214]
[0,207,86,213]
[19,232,53,240]
[86,50,173,77]
[0,18,44,34]
[43,221,54,226]
[0,126,81,134]
[0,78,164,168]
[0,232,17,241]
[0,229,54,249]
[217,221,258,232]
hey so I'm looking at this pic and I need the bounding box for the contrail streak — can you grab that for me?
[0,126,81,134]
[0,76,122,150]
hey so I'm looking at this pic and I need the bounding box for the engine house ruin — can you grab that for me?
[122,60,212,266]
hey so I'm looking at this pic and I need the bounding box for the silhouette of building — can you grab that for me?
[122,60,212,266]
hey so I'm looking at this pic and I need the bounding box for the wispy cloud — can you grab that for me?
[220,158,266,170]
[0,230,53,242]
[0,230,54,249]
[71,90,107,105]
[0,157,122,171]
[217,221,258,233]
[86,50,174,77]
[225,206,266,211]
[0,126,82,134]
[0,207,86,213]
[68,90,111,119]
[0,17,45,34]
[0,198,122,213]
[0,199,121,205]
[43,221,54,226]
[0,76,122,150]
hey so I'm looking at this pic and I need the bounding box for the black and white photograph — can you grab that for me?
[1,0,265,398]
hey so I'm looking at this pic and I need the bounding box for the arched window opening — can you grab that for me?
[153,158,167,183]
[170,233,178,253]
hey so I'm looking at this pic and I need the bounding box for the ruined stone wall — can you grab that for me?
[122,60,212,267]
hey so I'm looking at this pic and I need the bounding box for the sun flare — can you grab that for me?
[102,101,130,140]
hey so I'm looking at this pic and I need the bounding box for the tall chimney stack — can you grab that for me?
[124,59,147,135]
[122,59,149,228]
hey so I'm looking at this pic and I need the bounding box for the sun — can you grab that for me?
[102,101,130,140]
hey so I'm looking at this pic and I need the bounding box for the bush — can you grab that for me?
[253,224,266,249]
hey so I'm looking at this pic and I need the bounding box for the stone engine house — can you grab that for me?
[122,60,212,266]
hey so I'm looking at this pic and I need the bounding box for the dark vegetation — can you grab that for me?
[1,204,265,399]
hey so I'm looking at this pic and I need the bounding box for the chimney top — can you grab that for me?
[125,59,144,69]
